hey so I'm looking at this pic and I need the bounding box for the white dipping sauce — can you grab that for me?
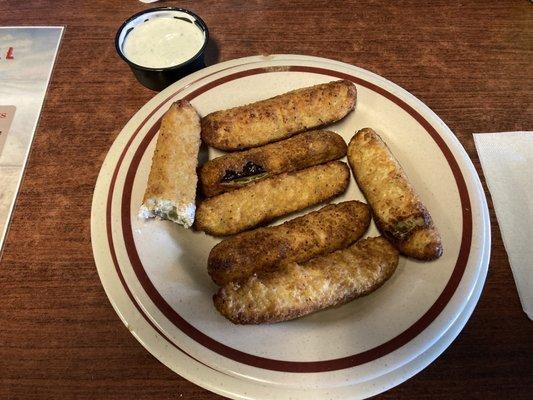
[123,17,205,68]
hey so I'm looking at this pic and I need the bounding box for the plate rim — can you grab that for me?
[91,54,490,396]
[112,63,473,371]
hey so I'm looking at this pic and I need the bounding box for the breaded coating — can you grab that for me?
[213,237,399,324]
[208,201,371,286]
[201,80,357,150]
[347,128,443,260]
[195,161,350,236]
[200,130,347,197]
[139,100,201,228]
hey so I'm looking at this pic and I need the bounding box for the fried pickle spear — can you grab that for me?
[347,128,443,260]
[201,80,357,151]
[195,161,350,236]
[139,100,201,228]
[208,201,371,286]
[213,237,399,324]
[200,130,347,197]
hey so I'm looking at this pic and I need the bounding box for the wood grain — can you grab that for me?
[0,0,532,399]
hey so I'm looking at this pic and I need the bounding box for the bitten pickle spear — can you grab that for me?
[139,100,201,228]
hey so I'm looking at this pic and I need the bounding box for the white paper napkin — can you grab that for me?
[474,132,533,320]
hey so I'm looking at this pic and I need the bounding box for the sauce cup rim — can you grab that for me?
[115,6,209,72]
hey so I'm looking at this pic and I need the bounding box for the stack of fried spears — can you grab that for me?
[145,80,443,324]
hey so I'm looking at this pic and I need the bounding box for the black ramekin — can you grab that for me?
[115,7,209,91]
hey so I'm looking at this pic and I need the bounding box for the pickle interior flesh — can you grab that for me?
[220,161,267,186]
[220,172,269,186]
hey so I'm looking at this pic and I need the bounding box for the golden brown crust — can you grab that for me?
[195,161,350,236]
[200,130,347,197]
[140,100,201,227]
[396,226,443,261]
[347,128,443,260]
[201,80,357,150]
[213,237,399,324]
[208,201,371,286]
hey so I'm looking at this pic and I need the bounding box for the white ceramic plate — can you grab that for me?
[91,55,490,398]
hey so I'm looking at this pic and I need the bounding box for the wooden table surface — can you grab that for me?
[1,0,532,398]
